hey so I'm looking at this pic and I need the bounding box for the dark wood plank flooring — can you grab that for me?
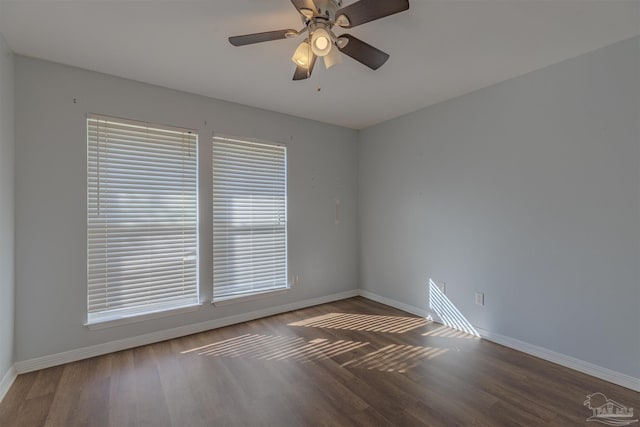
[1,297,638,426]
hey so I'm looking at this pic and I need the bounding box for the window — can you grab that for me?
[212,135,288,302]
[87,115,198,324]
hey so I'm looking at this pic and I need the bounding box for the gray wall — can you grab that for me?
[358,37,640,378]
[0,30,15,379]
[14,56,359,362]
[10,35,640,382]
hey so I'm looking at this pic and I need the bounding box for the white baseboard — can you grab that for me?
[14,289,359,374]
[11,288,640,394]
[0,365,17,403]
[357,290,640,393]
[477,327,640,392]
[359,289,431,318]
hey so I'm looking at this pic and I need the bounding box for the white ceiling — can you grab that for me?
[1,0,638,129]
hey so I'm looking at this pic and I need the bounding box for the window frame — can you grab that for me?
[86,114,200,327]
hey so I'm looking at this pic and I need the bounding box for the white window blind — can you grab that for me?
[212,135,288,302]
[87,115,198,323]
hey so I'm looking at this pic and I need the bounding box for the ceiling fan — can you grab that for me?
[229,0,410,80]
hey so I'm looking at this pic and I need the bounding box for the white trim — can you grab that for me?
[212,132,288,148]
[358,289,431,318]
[87,113,197,134]
[85,302,203,330]
[14,289,359,374]
[0,365,17,403]
[476,327,640,392]
[12,288,640,393]
[212,287,290,306]
[357,290,640,392]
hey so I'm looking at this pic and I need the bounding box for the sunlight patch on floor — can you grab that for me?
[422,325,479,339]
[288,312,430,333]
[181,334,369,362]
[341,344,448,373]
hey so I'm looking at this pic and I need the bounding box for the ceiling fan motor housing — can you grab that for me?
[302,0,343,22]
[304,0,345,57]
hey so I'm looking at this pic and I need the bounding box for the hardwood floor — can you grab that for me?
[1,297,638,426]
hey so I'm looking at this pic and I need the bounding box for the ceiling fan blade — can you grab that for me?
[337,34,389,70]
[335,0,409,28]
[229,29,297,46]
[290,0,318,17]
[293,54,317,80]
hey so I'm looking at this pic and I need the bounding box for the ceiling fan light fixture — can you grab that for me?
[228,0,411,80]
[291,41,312,68]
[323,44,342,69]
[311,27,333,57]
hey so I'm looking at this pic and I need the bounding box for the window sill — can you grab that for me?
[212,287,291,306]
[85,302,203,330]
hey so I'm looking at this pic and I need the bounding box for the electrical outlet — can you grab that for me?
[475,292,484,306]
[437,281,446,294]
